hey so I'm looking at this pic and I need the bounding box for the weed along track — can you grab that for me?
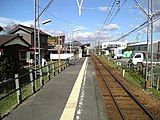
[91,55,155,120]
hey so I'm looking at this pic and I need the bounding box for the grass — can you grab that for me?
[125,69,145,88]
[0,92,17,117]
[100,55,160,100]
[21,84,32,100]
[146,88,160,100]
[0,60,68,118]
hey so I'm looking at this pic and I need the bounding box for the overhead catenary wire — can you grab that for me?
[113,16,160,42]
[36,0,55,21]
[97,0,128,40]
[97,0,117,36]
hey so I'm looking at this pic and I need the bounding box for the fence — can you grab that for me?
[120,60,160,90]
[0,59,70,119]
[104,55,160,90]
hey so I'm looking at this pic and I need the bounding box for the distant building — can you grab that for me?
[127,40,160,59]
[102,41,127,57]
[48,35,66,55]
[0,34,31,64]
[128,41,160,52]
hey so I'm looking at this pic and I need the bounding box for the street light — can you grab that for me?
[42,19,51,25]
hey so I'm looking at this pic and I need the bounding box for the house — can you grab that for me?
[127,40,160,59]
[128,40,160,52]
[9,24,50,60]
[0,34,31,64]
[48,35,66,54]
[102,41,127,58]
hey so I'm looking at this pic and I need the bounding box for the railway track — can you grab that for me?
[91,55,155,120]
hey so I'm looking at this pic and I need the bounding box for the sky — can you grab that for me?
[0,0,160,47]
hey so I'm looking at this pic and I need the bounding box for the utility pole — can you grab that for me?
[145,0,150,89]
[134,0,154,89]
[34,0,39,78]
[58,35,61,69]
[150,0,154,87]
[34,0,53,78]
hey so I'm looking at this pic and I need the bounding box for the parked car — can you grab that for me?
[128,52,160,67]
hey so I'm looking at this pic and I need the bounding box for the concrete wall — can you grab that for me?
[50,54,74,60]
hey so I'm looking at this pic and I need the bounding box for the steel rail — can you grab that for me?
[93,55,156,120]
[92,55,125,120]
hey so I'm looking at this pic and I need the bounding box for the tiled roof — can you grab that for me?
[9,24,50,36]
[0,34,18,46]
[0,34,30,46]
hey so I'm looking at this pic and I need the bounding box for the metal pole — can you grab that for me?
[37,0,41,66]
[70,32,72,54]
[34,0,37,79]
[58,35,61,72]
[36,0,53,21]
[150,0,154,87]
[145,0,150,89]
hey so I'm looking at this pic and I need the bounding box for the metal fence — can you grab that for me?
[0,59,70,119]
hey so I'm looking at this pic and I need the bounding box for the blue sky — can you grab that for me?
[0,0,160,46]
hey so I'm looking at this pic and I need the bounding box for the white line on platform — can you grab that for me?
[60,57,88,120]
[75,60,88,120]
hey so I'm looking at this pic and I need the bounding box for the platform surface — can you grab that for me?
[3,57,107,120]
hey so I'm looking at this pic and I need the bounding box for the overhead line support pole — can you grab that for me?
[150,0,154,87]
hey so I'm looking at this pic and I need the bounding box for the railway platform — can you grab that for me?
[3,57,107,120]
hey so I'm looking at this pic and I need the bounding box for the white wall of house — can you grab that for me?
[102,41,127,55]
[50,54,74,60]
[102,41,127,50]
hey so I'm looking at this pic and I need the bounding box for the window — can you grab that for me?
[19,52,26,60]
[135,54,141,58]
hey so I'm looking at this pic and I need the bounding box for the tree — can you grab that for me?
[0,56,22,82]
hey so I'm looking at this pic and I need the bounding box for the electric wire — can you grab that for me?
[113,16,160,41]
[97,0,117,36]
[97,0,128,40]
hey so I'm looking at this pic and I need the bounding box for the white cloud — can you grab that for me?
[65,30,112,47]
[0,17,115,47]
[72,26,88,32]
[0,17,34,31]
[0,17,33,27]
[43,29,65,36]
[99,7,110,12]
[103,24,119,31]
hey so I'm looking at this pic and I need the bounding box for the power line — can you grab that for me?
[97,0,117,36]
[36,0,55,21]
[97,0,128,40]
[113,16,160,41]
